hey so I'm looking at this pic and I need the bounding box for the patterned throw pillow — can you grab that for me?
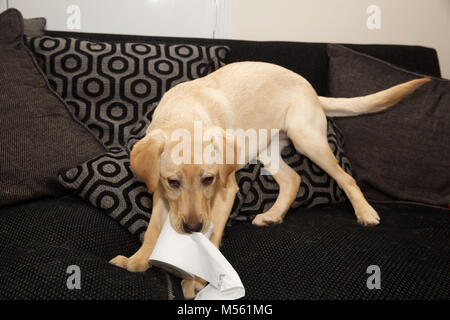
[59,117,351,242]
[230,119,351,222]
[59,148,151,242]
[25,35,229,148]
[59,111,153,242]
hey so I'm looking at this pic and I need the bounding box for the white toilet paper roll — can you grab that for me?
[149,216,245,300]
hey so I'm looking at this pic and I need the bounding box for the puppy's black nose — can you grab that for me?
[182,221,203,233]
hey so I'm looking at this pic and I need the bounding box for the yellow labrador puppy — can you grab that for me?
[110,61,429,298]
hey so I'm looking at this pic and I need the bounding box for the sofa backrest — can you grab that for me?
[46,31,441,96]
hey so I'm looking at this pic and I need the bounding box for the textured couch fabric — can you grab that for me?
[328,44,450,208]
[0,196,448,299]
[0,196,182,300]
[23,17,46,37]
[0,9,105,208]
[0,25,447,299]
[221,201,450,299]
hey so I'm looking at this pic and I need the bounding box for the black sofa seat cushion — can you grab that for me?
[1,196,448,299]
[0,196,182,300]
[221,201,450,299]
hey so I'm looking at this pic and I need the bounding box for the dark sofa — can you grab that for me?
[0,26,449,300]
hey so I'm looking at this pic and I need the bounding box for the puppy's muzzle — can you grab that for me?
[182,220,203,233]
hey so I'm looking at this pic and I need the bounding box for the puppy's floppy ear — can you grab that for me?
[207,127,238,187]
[130,129,166,194]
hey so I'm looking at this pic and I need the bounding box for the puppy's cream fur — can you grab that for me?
[110,62,429,298]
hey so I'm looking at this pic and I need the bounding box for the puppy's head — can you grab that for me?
[130,127,238,234]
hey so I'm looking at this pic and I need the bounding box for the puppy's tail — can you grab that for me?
[319,77,430,117]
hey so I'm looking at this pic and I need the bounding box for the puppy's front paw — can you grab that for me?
[109,254,151,272]
[252,213,282,227]
[109,255,129,269]
[356,206,380,226]
[181,277,207,299]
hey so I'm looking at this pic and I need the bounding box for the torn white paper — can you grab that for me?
[149,216,245,300]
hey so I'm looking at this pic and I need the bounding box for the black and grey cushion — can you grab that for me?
[58,110,154,242]
[59,118,351,242]
[25,35,230,148]
[231,119,351,222]
[59,148,151,242]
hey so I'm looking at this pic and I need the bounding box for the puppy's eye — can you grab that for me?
[201,176,214,186]
[168,179,181,189]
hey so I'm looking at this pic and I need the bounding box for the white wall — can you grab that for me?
[3,0,449,77]
[231,0,450,79]
[8,0,218,38]
[0,0,6,12]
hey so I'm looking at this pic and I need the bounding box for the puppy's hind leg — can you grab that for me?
[252,154,301,227]
[286,104,380,226]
